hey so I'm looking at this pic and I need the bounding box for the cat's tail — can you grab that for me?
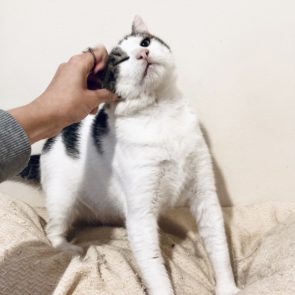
[13,154,41,186]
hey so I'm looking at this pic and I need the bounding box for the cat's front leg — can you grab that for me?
[44,182,83,256]
[126,203,174,295]
[190,136,240,295]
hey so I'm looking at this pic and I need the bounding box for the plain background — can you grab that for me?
[0,0,294,206]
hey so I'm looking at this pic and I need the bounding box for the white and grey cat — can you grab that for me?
[20,16,239,295]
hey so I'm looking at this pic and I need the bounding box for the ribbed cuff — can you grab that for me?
[0,109,31,182]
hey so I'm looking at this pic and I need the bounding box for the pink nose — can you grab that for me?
[136,49,149,60]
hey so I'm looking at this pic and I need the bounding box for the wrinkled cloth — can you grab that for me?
[0,110,31,183]
[0,193,295,295]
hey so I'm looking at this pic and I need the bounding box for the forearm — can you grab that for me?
[0,110,31,183]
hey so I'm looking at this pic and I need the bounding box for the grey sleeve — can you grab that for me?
[0,109,31,183]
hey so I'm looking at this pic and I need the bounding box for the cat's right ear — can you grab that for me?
[132,15,149,34]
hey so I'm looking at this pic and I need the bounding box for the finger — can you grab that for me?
[81,45,109,74]
[56,62,66,73]
[88,88,118,104]
[94,44,108,64]
[67,52,99,76]
[90,107,98,115]
[93,60,107,74]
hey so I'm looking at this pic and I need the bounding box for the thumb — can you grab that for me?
[87,89,118,105]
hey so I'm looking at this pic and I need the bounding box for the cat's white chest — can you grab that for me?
[80,102,199,221]
[107,105,199,209]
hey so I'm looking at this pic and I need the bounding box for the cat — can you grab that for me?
[20,16,240,295]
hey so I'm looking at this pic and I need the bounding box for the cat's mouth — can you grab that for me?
[143,63,152,77]
[142,61,160,79]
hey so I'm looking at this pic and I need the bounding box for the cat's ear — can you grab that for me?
[132,15,149,34]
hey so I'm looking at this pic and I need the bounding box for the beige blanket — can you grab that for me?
[0,194,295,295]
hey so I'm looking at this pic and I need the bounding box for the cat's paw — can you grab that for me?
[215,285,241,295]
[56,241,84,256]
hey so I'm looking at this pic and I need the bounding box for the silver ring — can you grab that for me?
[83,47,97,72]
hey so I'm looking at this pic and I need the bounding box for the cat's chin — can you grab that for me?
[111,93,158,117]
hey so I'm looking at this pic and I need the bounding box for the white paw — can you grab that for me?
[215,286,241,295]
[56,241,84,256]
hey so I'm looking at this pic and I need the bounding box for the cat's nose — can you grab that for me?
[136,49,149,60]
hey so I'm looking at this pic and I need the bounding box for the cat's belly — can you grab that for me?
[78,135,196,224]
[79,165,193,227]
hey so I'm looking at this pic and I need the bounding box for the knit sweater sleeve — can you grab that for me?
[0,109,31,183]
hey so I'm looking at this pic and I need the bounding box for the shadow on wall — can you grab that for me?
[200,123,233,207]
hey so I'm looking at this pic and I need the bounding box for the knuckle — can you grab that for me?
[97,89,109,98]
[69,55,83,65]
[94,45,108,58]
[58,62,66,70]
[95,44,106,52]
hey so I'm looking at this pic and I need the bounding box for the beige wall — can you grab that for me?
[0,0,294,206]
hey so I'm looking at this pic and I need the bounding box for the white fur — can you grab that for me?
[40,18,239,295]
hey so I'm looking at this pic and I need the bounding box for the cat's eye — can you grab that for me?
[140,37,151,47]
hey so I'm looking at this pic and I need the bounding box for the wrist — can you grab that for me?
[9,99,62,144]
[30,98,62,141]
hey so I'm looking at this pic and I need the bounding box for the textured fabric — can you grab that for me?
[0,110,31,183]
[0,194,295,295]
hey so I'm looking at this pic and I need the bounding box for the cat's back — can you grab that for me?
[40,109,110,188]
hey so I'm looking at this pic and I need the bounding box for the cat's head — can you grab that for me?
[112,16,175,97]
[89,16,177,115]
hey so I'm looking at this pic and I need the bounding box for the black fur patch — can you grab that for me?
[119,32,171,51]
[43,137,56,153]
[62,122,81,159]
[19,154,41,183]
[92,108,109,153]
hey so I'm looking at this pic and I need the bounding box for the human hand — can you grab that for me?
[9,45,116,144]
[34,45,116,125]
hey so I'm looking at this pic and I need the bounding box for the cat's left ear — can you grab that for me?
[132,15,149,34]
